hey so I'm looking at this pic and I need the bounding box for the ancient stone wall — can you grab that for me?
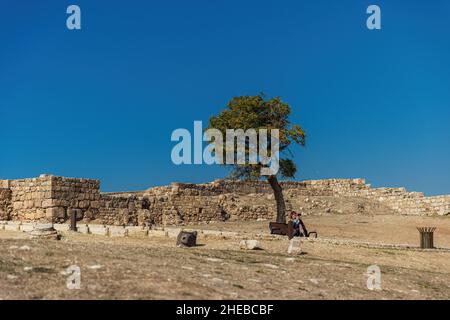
[160,178,368,197]
[95,194,149,226]
[0,188,12,220]
[47,176,101,222]
[334,183,450,216]
[0,176,101,223]
[0,176,449,226]
[372,193,450,216]
[2,176,53,221]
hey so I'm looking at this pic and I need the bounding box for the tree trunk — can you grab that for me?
[267,175,286,223]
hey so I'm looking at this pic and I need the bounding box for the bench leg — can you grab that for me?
[308,232,318,238]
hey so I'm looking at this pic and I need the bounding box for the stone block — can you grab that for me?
[165,227,182,238]
[148,230,168,237]
[201,230,223,237]
[20,222,35,232]
[41,199,56,208]
[13,202,23,210]
[46,207,66,220]
[35,223,53,230]
[89,224,109,236]
[77,224,90,234]
[108,226,127,237]
[24,200,34,209]
[239,240,262,250]
[287,238,303,255]
[176,231,197,247]
[0,221,7,230]
[4,221,21,231]
[54,224,70,232]
[126,226,148,237]
[90,201,100,209]
[79,201,89,209]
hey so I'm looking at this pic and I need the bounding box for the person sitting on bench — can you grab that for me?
[290,211,308,237]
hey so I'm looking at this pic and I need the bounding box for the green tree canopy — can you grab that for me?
[207,94,306,222]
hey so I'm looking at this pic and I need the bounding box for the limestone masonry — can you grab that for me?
[0,175,449,226]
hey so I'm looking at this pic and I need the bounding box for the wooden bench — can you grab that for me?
[269,222,318,240]
[269,222,295,239]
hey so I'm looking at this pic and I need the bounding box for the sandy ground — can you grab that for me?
[0,214,449,300]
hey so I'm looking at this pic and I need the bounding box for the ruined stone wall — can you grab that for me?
[0,188,11,220]
[3,176,53,221]
[79,181,274,226]
[371,192,450,216]
[48,176,101,222]
[147,183,275,223]
[0,176,449,226]
[333,184,450,216]
[159,194,226,225]
[0,176,102,223]
[284,178,370,195]
[162,178,368,197]
[427,196,450,216]
[94,194,148,226]
[186,178,450,217]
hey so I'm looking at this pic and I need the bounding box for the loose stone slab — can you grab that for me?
[239,240,262,250]
[287,238,303,255]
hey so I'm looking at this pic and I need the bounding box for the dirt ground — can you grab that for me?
[194,214,450,247]
[1,214,449,300]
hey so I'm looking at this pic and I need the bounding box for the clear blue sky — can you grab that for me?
[1,0,449,195]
